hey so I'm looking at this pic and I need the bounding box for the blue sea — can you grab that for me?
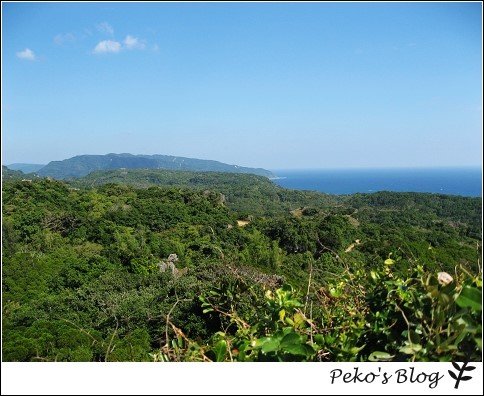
[270,167,482,197]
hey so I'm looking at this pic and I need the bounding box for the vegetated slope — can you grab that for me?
[2,166,26,181]
[2,178,481,362]
[346,191,482,239]
[6,163,46,173]
[72,168,340,216]
[36,153,275,179]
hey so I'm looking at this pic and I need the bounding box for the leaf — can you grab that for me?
[448,370,458,380]
[368,351,394,362]
[252,336,269,348]
[281,327,294,336]
[384,258,395,265]
[279,332,314,356]
[452,361,461,371]
[460,376,473,381]
[464,365,476,371]
[283,342,315,356]
[349,345,366,355]
[213,339,227,362]
[400,344,422,355]
[293,313,305,328]
[456,286,482,311]
[260,337,280,354]
[279,309,286,322]
[287,298,303,308]
[313,334,324,346]
[279,332,301,349]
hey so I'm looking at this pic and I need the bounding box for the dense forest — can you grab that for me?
[2,168,482,362]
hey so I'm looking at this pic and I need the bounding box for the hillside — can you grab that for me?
[73,168,339,216]
[36,153,275,179]
[6,163,46,173]
[2,165,24,180]
[2,177,481,362]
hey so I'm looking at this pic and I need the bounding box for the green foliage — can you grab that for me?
[198,283,317,361]
[2,166,28,181]
[72,168,338,217]
[362,262,482,361]
[189,263,482,362]
[2,176,481,362]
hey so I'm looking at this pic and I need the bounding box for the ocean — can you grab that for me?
[270,167,482,197]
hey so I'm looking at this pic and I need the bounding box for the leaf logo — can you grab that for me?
[448,361,476,389]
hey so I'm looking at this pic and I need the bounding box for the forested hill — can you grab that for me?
[74,168,482,233]
[2,174,481,362]
[36,153,275,179]
[5,163,45,173]
[2,166,43,182]
[2,165,29,181]
[73,168,339,216]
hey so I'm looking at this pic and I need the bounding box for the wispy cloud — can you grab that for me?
[97,22,114,36]
[16,48,36,61]
[123,35,146,50]
[92,33,152,55]
[54,33,76,45]
[93,40,121,54]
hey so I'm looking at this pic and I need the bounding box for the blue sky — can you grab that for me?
[2,2,482,169]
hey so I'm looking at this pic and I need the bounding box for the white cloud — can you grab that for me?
[123,35,145,50]
[16,48,36,61]
[93,40,121,54]
[97,22,114,36]
[54,33,76,45]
